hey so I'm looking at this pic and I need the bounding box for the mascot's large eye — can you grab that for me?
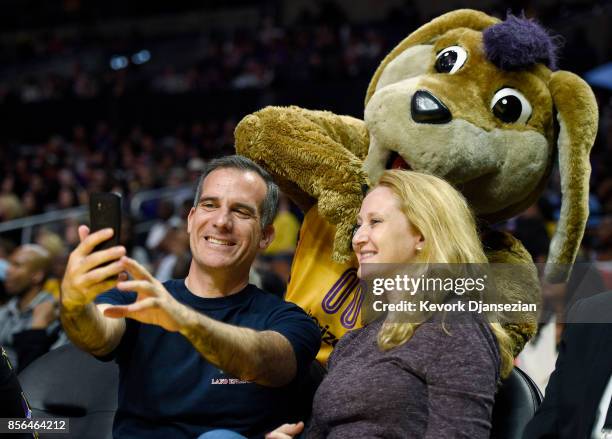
[490,88,532,124]
[435,46,467,74]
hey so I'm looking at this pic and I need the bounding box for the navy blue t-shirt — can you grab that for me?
[95,279,321,439]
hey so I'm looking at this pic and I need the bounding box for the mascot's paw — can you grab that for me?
[505,322,538,357]
[483,229,541,355]
[318,190,362,263]
[235,113,267,161]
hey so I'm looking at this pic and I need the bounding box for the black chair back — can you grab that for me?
[491,366,543,439]
[18,343,118,439]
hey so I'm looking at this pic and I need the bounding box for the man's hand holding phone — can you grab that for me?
[60,226,126,313]
[61,192,125,313]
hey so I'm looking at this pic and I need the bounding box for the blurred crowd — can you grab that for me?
[1,0,608,104]
[0,118,237,292]
[0,119,239,214]
[0,18,388,104]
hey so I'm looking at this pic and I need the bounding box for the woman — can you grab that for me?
[267,170,513,439]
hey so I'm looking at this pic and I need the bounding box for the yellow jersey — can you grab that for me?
[286,207,363,364]
[263,211,300,255]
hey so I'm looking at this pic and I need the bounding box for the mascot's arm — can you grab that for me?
[482,229,541,356]
[235,106,369,262]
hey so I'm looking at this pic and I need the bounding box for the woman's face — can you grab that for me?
[352,186,424,278]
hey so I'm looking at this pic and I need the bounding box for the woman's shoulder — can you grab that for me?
[415,312,501,380]
[419,311,498,349]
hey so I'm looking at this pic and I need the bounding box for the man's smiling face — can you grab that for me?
[187,167,273,276]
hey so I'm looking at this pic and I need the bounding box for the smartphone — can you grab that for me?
[89,192,122,253]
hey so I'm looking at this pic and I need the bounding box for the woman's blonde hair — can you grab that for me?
[374,170,513,377]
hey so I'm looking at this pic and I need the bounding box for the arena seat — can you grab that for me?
[491,366,543,439]
[18,343,118,439]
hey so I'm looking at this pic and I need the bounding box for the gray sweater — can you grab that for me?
[307,314,501,438]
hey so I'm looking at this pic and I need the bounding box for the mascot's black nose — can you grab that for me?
[411,90,452,124]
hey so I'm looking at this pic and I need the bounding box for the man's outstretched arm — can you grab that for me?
[104,257,301,387]
[179,310,296,387]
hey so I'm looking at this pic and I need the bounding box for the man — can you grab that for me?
[60,155,321,439]
[0,244,62,372]
[523,291,612,438]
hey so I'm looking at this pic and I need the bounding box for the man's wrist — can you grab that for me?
[176,303,202,335]
[59,299,87,317]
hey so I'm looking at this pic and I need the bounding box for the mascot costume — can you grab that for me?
[235,9,598,364]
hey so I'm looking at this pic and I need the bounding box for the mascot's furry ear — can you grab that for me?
[365,9,498,105]
[545,71,598,282]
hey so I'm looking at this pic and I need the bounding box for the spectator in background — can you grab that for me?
[187,157,207,181]
[523,291,612,439]
[0,238,17,305]
[594,215,612,289]
[262,192,300,258]
[155,218,191,282]
[145,198,176,252]
[0,195,25,246]
[154,200,197,281]
[36,229,69,299]
[120,215,150,270]
[260,192,300,286]
[0,244,65,372]
[511,203,563,327]
[56,186,80,210]
[62,217,82,249]
[513,204,551,264]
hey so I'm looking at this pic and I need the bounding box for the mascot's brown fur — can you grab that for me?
[235,9,598,361]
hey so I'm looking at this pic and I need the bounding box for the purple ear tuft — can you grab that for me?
[483,12,559,71]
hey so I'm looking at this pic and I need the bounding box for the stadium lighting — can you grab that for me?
[132,50,151,65]
[110,56,129,70]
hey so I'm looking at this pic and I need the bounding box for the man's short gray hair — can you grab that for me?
[193,155,279,228]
